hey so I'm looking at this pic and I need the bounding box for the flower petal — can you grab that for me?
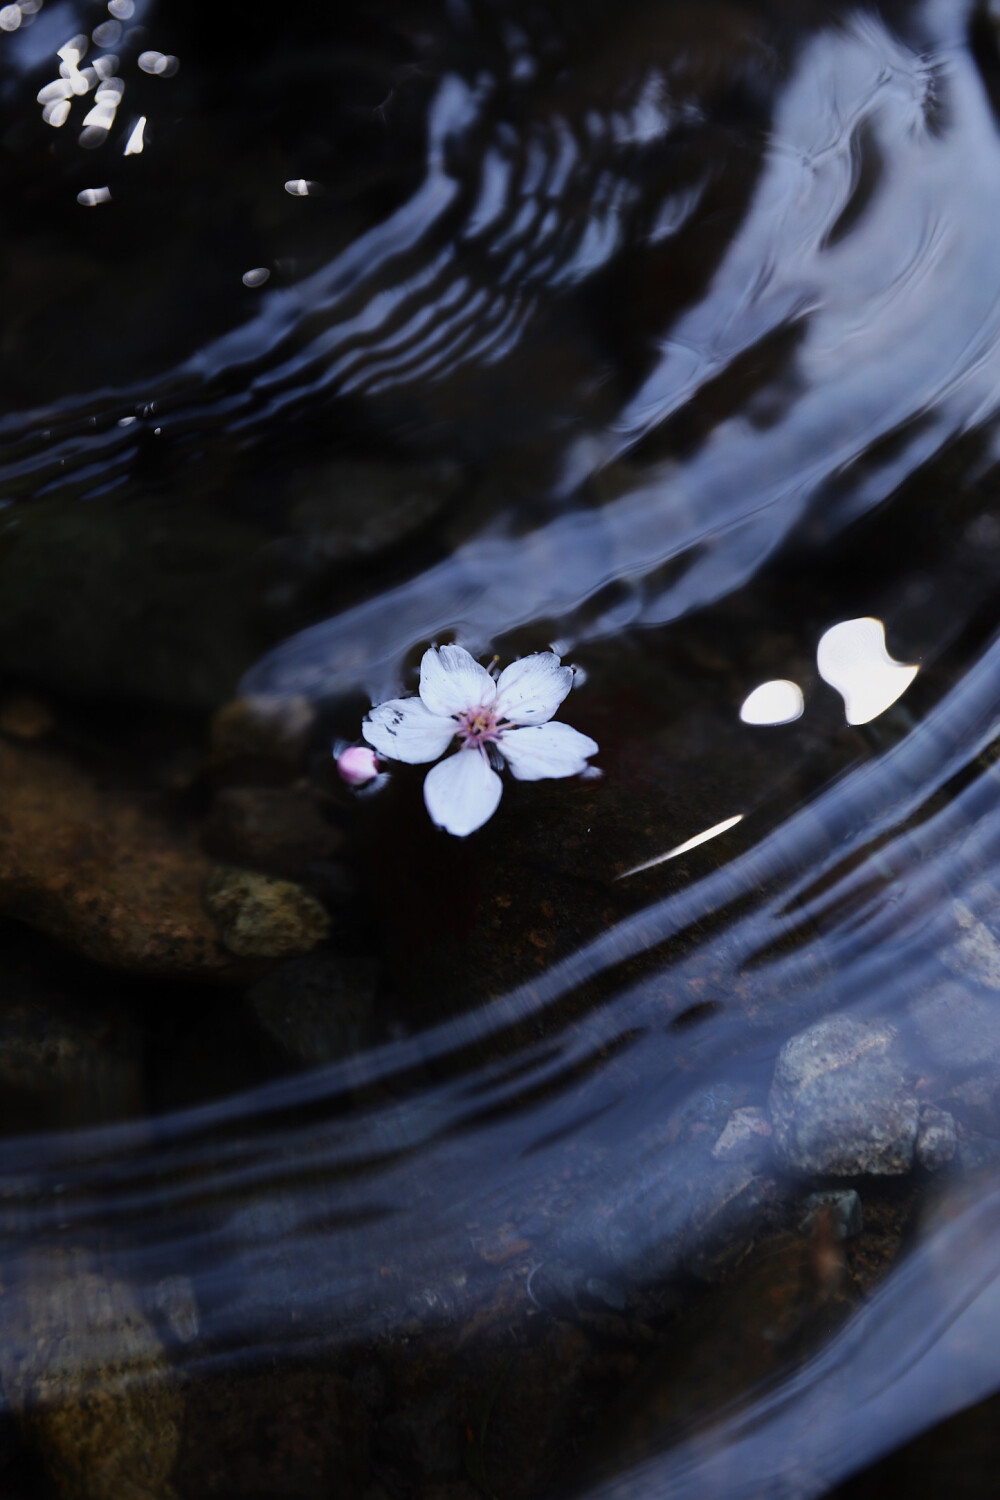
[363,698,455,764]
[494,653,574,725]
[499,722,598,781]
[424,748,503,836]
[419,644,496,718]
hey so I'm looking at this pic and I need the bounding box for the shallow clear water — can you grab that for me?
[6,0,1000,1494]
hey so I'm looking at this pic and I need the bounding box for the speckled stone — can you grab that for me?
[0,740,257,981]
[769,1016,918,1176]
[916,1104,958,1171]
[799,1188,863,1240]
[204,868,331,959]
[711,1106,772,1164]
[0,1250,183,1500]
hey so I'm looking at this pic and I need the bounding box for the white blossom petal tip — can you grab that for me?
[424,749,503,836]
[362,697,456,764]
[419,643,497,718]
[500,721,599,781]
[494,652,574,725]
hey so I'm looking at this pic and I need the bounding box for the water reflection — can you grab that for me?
[817,616,920,724]
[739,679,804,726]
[239,0,1000,702]
[617,814,744,880]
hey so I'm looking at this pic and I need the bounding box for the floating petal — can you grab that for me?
[500,721,598,780]
[362,697,455,764]
[419,644,496,718]
[494,653,574,724]
[424,749,503,836]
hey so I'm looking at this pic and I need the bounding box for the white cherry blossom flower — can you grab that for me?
[362,645,599,836]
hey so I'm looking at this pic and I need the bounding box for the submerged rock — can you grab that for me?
[916,1105,958,1171]
[173,1369,369,1499]
[799,1189,863,1241]
[769,1016,918,1176]
[711,1106,772,1164]
[0,994,144,1132]
[0,1250,183,1500]
[0,740,257,980]
[284,458,461,567]
[204,868,331,959]
[909,979,1000,1074]
[245,952,380,1069]
[0,499,267,710]
[210,694,316,779]
[204,785,344,876]
[941,898,1000,991]
[939,1073,1000,1134]
[379,1390,463,1488]
[0,693,55,741]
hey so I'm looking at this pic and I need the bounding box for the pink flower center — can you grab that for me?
[456,705,500,749]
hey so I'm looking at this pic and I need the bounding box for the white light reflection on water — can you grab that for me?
[817,616,919,725]
[137,47,177,76]
[739,679,804,726]
[123,113,145,154]
[616,815,744,880]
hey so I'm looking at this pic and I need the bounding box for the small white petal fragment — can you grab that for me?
[58,35,88,63]
[419,644,496,718]
[0,7,22,32]
[424,750,503,837]
[92,19,121,45]
[77,186,112,206]
[739,679,805,726]
[93,59,121,83]
[362,697,455,764]
[284,178,312,196]
[617,814,745,880]
[494,652,574,725]
[38,79,74,103]
[500,721,599,781]
[242,267,270,288]
[138,49,178,76]
[107,0,135,18]
[42,99,72,127]
[817,616,918,726]
[123,115,146,154]
[81,100,116,128]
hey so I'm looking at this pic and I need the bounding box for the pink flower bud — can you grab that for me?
[336,744,379,787]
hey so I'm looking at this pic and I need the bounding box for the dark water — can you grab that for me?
[5,0,1000,1494]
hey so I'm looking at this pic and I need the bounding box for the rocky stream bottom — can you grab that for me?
[0,677,998,1500]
